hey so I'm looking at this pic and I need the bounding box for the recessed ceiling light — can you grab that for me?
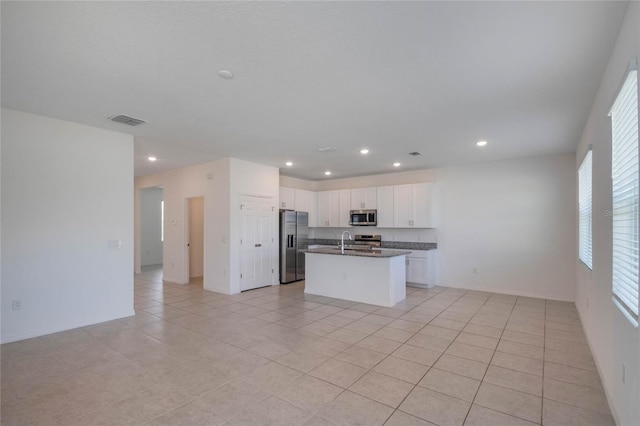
[148,156,157,162]
[217,70,234,80]
[360,149,369,155]
[393,162,401,167]
[476,140,488,147]
[324,171,332,176]
[285,161,293,167]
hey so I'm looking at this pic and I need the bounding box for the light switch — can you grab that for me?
[107,240,122,249]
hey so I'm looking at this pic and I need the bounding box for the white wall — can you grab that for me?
[436,154,576,301]
[1,109,134,343]
[574,3,640,425]
[140,187,163,266]
[134,157,279,294]
[303,154,576,301]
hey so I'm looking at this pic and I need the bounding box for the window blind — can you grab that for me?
[578,150,593,270]
[611,68,639,322]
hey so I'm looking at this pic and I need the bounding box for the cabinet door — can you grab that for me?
[376,186,394,228]
[307,191,318,228]
[393,184,412,227]
[350,187,377,209]
[279,187,295,210]
[294,189,306,212]
[411,183,435,228]
[295,189,317,227]
[362,187,377,209]
[317,191,331,227]
[338,189,351,227]
[350,188,364,210]
[318,190,339,227]
[407,257,428,284]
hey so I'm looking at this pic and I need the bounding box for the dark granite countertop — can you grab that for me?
[310,239,437,250]
[302,247,411,258]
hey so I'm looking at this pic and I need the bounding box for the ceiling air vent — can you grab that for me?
[109,115,146,126]
[317,146,336,153]
[409,151,422,156]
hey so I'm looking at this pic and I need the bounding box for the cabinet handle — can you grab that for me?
[255,243,262,247]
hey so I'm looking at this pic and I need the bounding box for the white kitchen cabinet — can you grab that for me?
[407,257,428,285]
[317,190,341,227]
[350,187,377,210]
[393,183,437,228]
[294,189,317,227]
[376,186,394,228]
[279,187,295,210]
[339,189,351,227]
[405,250,436,288]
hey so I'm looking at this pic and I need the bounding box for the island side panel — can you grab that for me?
[389,255,407,305]
[304,253,406,307]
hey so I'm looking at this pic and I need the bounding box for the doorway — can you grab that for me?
[140,187,164,276]
[187,196,204,286]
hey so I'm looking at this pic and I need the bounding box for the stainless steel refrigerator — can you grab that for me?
[280,211,308,284]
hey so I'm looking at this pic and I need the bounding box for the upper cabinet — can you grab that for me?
[338,189,351,227]
[295,189,317,227]
[376,186,395,228]
[279,187,295,210]
[350,187,377,210]
[393,183,437,228]
[282,182,437,228]
[317,190,341,227]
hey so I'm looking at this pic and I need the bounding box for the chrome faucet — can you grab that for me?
[341,230,352,254]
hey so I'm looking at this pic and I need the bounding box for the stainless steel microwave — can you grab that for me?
[349,209,377,226]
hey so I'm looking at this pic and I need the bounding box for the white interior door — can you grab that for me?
[240,196,274,291]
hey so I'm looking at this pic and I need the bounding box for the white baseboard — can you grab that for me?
[437,282,574,302]
[162,276,186,284]
[1,309,136,344]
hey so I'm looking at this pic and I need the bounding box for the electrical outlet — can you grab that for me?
[12,300,22,311]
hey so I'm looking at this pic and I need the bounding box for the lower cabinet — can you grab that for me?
[405,250,436,288]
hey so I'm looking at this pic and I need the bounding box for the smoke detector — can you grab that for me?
[109,115,146,126]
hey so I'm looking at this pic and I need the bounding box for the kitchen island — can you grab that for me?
[302,247,410,307]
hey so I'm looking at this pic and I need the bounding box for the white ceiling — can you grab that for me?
[1,1,628,180]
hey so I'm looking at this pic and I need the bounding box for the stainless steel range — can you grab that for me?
[353,234,382,249]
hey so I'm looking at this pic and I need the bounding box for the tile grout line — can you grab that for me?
[541,297,547,425]
[381,289,476,425]
[459,293,517,425]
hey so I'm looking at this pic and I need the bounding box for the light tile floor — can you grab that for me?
[1,266,615,425]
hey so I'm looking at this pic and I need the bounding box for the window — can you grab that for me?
[610,66,639,325]
[578,149,593,269]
